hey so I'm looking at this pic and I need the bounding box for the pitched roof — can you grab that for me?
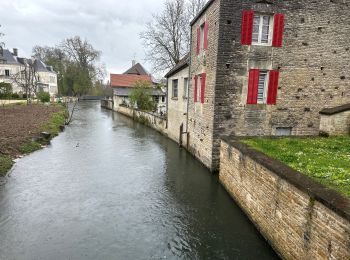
[0,49,20,64]
[319,103,350,115]
[110,74,153,88]
[190,0,216,26]
[124,63,149,75]
[164,54,190,78]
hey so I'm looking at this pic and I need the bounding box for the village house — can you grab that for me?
[111,61,166,114]
[182,0,350,171]
[0,47,58,97]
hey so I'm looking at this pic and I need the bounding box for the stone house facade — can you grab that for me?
[187,0,350,171]
[165,55,189,146]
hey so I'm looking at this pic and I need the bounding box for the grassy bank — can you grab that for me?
[0,104,67,176]
[242,137,350,198]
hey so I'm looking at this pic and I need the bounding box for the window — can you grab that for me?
[197,75,202,102]
[200,23,205,51]
[183,77,188,98]
[154,96,159,103]
[247,69,279,105]
[241,11,285,47]
[172,79,178,98]
[161,96,165,103]
[276,127,292,136]
[257,71,268,103]
[252,14,272,45]
[5,69,10,77]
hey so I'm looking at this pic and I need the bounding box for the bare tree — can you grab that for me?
[141,0,207,73]
[11,59,39,104]
[0,25,4,48]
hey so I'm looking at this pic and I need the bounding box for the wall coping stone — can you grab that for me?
[221,136,350,221]
[319,103,350,115]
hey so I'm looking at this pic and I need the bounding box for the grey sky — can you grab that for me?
[0,0,163,79]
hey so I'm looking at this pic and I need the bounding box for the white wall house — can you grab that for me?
[0,48,58,97]
[165,55,189,145]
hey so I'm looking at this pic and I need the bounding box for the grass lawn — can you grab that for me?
[242,137,350,198]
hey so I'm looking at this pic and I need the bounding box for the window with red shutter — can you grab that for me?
[201,73,206,103]
[272,14,285,47]
[247,69,260,104]
[196,27,200,54]
[241,10,254,45]
[267,70,279,105]
[204,20,209,50]
[194,75,198,102]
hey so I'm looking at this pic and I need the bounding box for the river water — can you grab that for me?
[0,102,278,260]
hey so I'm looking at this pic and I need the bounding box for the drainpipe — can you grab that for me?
[166,78,168,129]
[184,27,193,148]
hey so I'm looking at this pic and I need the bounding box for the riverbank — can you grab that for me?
[0,103,67,176]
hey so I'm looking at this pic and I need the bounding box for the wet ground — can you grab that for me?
[0,101,279,259]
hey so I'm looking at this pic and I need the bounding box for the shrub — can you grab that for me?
[37,91,50,103]
[129,80,157,112]
[0,82,12,99]
[11,93,20,99]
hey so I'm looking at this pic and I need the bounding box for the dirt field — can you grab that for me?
[0,104,62,157]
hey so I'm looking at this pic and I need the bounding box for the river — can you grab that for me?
[0,101,278,259]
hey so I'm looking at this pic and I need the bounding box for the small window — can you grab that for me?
[172,79,178,98]
[5,69,10,77]
[154,96,159,103]
[252,14,272,45]
[276,127,292,136]
[257,71,268,104]
[161,96,165,103]
[197,75,202,102]
[200,23,205,52]
[183,77,188,98]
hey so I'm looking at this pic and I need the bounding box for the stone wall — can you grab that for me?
[167,66,189,146]
[116,105,167,135]
[220,139,350,260]
[100,99,113,110]
[319,104,350,136]
[188,0,221,171]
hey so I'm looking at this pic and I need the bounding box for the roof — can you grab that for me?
[34,59,55,73]
[124,63,149,75]
[110,74,153,88]
[190,0,216,26]
[164,54,189,78]
[113,87,165,97]
[320,103,350,115]
[0,49,20,64]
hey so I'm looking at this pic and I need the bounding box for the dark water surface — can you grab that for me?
[0,102,278,260]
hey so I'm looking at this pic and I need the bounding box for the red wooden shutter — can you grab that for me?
[267,70,280,105]
[272,14,285,47]
[194,75,198,102]
[196,27,200,54]
[201,73,206,103]
[204,20,209,50]
[241,10,254,45]
[247,69,260,104]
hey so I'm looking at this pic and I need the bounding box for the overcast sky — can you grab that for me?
[0,0,163,79]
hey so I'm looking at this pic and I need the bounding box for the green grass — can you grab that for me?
[41,108,67,136]
[241,137,350,198]
[19,141,42,154]
[0,155,13,176]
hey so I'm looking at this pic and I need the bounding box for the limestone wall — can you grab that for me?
[167,66,189,146]
[319,105,350,136]
[100,99,113,110]
[219,139,350,260]
[116,106,167,135]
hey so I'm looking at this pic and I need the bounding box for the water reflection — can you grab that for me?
[0,101,278,259]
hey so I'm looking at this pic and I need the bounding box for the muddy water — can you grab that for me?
[0,101,278,259]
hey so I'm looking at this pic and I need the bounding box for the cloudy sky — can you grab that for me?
[0,0,163,80]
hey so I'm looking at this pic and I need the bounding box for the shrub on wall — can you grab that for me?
[129,80,157,112]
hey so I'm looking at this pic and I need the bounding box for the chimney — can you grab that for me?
[13,48,18,56]
[132,60,136,67]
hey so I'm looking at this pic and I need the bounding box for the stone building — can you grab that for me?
[0,48,58,96]
[165,54,189,145]
[186,0,350,171]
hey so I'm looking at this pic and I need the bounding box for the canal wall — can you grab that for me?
[219,138,350,260]
[116,106,167,135]
[101,99,113,110]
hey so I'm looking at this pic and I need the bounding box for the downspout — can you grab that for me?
[166,77,169,129]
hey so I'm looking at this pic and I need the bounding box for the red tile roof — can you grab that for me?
[110,74,153,88]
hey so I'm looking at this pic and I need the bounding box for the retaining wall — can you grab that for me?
[116,105,167,135]
[219,138,350,260]
[100,99,113,110]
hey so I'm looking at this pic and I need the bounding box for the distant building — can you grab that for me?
[165,54,189,145]
[0,47,58,96]
[111,62,166,114]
